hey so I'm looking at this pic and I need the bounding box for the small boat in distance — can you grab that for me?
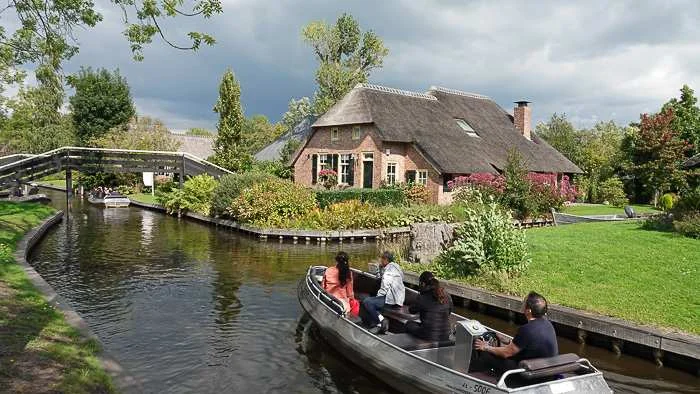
[88,191,131,208]
[298,266,612,394]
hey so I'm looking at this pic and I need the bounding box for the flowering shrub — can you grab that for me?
[285,200,391,230]
[452,170,579,218]
[318,169,338,189]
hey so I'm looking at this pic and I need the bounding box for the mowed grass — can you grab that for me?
[522,222,699,334]
[37,179,67,188]
[0,202,114,393]
[560,203,660,216]
[129,192,158,205]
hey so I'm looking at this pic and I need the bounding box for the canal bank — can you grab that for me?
[0,202,120,393]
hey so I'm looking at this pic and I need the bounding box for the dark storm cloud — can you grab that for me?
[54,0,700,130]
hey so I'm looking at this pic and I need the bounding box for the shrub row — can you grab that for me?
[315,188,405,208]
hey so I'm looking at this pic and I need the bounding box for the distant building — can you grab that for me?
[254,116,316,162]
[171,134,214,160]
[290,83,581,204]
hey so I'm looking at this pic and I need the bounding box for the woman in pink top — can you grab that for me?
[323,251,355,312]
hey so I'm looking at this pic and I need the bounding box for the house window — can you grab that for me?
[417,170,428,186]
[319,154,328,170]
[455,118,478,137]
[363,152,374,161]
[352,126,361,140]
[386,162,397,185]
[331,128,339,141]
[340,154,351,184]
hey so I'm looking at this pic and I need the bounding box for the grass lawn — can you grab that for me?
[37,179,67,188]
[129,192,158,205]
[0,202,114,393]
[560,203,660,216]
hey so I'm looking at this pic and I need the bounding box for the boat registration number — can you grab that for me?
[461,383,490,394]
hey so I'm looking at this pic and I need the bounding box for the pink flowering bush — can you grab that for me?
[318,169,338,190]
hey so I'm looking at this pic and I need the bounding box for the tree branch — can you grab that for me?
[150,15,195,50]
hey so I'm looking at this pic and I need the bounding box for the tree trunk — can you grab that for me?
[408,222,459,264]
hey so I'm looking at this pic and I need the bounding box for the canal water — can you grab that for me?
[28,191,699,393]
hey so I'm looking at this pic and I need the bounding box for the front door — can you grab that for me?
[363,160,373,188]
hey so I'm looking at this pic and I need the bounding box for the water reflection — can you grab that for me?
[27,191,700,394]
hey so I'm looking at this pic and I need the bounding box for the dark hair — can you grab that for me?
[335,251,351,287]
[525,291,548,318]
[381,251,394,262]
[419,271,448,305]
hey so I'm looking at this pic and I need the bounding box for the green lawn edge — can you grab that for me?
[407,221,699,335]
[0,202,115,393]
[561,203,660,216]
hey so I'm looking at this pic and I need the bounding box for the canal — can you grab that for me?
[28,191,699,393]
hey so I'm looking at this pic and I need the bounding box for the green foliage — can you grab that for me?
[90,116,180,151]
[598,177,628,207]
[212,69,251,171]
[68,68,135,144]
[382,204,468,227]
[660,193,675,211]
[251,160,292,180]
[630,109,689,201]
[182,174,217,215]
[156,178,177,193]
[281,97,313,131]
[662,85,700,157]
[285,200,390,230]
[436,202,529,278]
[227,179,316,227]
[394,183,431,205]
[210,172,277,216]
[315,188,405,208]
[535,113,583,165]
[186,128,214,137]
[674,187,700,217]
[302,13,389,114]
[501,150,536,219]
[242,114,285,155]
[157,188,189,216]
[674,213,700,239]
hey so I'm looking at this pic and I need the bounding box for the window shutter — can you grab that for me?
[332,154,339,173]
[311,154,318,184]
[406,170,416,184]
[348,157,355,186]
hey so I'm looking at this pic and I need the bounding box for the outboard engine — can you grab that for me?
[454,319,488,372]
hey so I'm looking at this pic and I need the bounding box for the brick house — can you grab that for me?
[290,84,581,204]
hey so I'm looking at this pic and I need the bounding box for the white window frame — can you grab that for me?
[352,126,361,140]
[331,128,339,142]
[417,170,428,186]
[340,154,351,184]
[386,162,397,185]
[318,153,329,172]
[362,152,374,161]
[455,118,478,137]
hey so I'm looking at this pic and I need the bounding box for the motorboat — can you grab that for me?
[88,191,131,208]
[298,266,612,394]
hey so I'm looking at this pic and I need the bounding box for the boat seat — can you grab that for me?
[517,353,584,380]
[384,333,455,351]
[381,305,420,324]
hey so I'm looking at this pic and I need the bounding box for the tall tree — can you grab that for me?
[242,114,284,155]
[281,97,313,132]
[212,69,250,171]
[68,67,135,145]
[631,108,689,203]
[662,85,700,157]
[302,13,388,114]
[535,113,583,165]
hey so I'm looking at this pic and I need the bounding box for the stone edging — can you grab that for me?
[129,199,411,241]
[12,211,143,393]
[403,271,700,364]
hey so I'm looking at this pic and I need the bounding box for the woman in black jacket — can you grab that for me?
[406,271,453,341]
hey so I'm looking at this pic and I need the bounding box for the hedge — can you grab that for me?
[315,188,405,208]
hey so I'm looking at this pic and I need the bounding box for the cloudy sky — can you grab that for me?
[48,0,700,130]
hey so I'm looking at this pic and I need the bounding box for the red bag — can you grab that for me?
[349,298,360,316]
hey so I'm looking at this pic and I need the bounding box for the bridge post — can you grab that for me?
[66,168,73,199]
[179,154,186,188]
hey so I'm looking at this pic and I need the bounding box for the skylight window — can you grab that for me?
[455,118,478,137]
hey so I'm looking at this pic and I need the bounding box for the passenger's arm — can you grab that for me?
[322,273,328,290]
[346,275,354,299]
[474,338,520,359]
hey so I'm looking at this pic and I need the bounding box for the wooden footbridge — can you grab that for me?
[0,147,231,196]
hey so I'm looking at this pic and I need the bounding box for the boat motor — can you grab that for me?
[454,319,494,373]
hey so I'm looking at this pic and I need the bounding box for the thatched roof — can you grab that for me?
[171,134,214,160]
[311,84,582,174]
[684,153,700,169]
[255,116,316,162]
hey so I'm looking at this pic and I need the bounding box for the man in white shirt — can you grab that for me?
[362,251,405,334]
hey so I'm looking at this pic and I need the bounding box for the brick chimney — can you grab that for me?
[514,101,532,140]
